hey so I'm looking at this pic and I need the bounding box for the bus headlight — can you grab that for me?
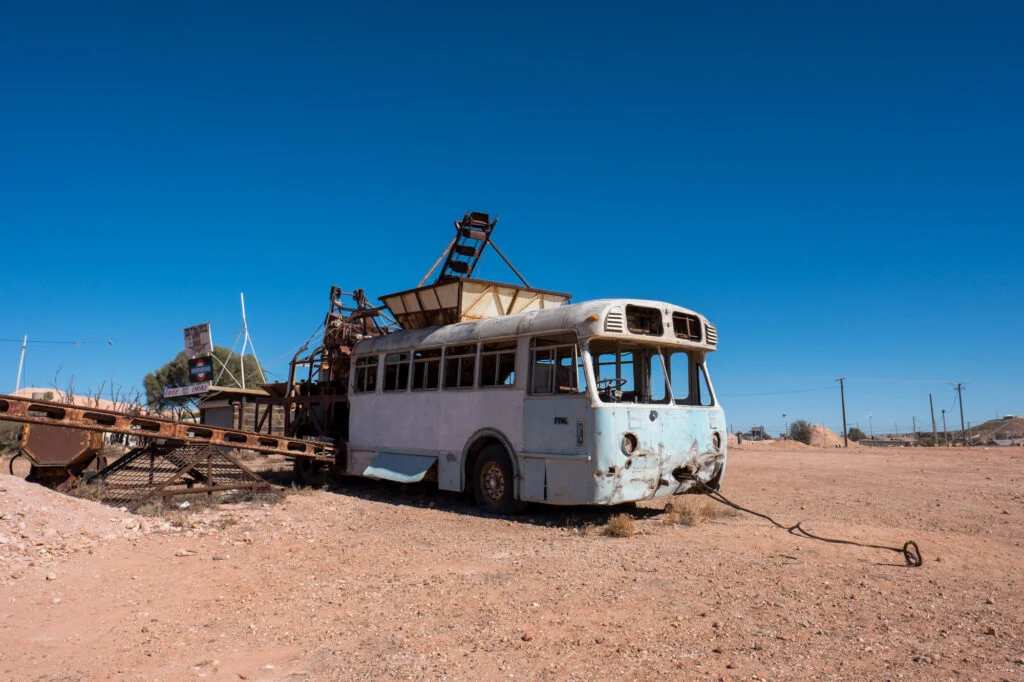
[712,432,721,450]
[622,432,639,455]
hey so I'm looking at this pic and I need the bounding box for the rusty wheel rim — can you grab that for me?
[480,461,506,502]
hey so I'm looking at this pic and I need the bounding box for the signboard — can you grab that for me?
[163,382,211,399]
[184,323,213,357]
[189,356,214,383]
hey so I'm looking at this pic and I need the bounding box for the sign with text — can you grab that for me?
[189,356,214,383]
[163,382,211,399]
[183,323,213,357]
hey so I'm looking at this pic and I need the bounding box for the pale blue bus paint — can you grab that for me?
[516,372,726,506]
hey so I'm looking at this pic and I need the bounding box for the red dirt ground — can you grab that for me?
[2,444,1022,681]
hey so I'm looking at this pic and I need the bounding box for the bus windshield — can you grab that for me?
[588,340,714,406]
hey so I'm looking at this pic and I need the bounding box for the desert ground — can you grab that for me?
[1,443,1022,681]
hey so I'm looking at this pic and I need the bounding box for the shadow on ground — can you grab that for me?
[258,466,667,529]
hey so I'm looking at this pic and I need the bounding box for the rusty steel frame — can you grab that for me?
[0,394,334,462]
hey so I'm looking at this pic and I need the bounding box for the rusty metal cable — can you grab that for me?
[695,481,923,567]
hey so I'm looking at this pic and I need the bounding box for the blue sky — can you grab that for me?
[1,1,1021,435]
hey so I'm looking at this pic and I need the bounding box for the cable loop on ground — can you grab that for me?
[695,481,923,567]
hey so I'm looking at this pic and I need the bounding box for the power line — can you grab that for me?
[718,386,836,398]
[1,337,92,345]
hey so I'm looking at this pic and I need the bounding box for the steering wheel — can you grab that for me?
[596,377,628,391]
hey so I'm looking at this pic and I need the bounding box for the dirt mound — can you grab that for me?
[742,438,807,447]
[809,424,858,448]
[727,432,739,447]
[0,474,156,580]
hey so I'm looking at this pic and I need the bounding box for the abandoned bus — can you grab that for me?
[344,299,726,513]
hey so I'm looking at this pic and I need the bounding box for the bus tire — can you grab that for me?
[471,444,525,515]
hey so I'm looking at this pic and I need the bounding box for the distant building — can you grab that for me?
[197,386,284,435]
[12,387,129,413]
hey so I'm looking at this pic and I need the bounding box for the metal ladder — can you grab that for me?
[437,212,497,282]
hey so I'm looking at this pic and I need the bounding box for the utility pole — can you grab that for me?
[782,413,788,439]
[867,413,874,439]
[929,394,938,447]
[14,334,27,393]
[836,377,848,447]
[941,409,948,446]
[956,382,967,447]
[912,416,917,445]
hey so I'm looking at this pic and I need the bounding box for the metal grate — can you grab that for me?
[604,307,625,333]
[705,323,718,345]
[89,443,270,509]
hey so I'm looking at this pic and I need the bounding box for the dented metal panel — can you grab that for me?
[362,453,437,483]
[590,404,727,505]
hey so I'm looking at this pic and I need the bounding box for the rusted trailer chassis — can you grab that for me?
[0,394,334,462]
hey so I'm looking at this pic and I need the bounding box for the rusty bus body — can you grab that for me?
[344,298,726,513]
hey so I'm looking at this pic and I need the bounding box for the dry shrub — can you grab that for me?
[68,481,106,502]
[133,499,167,517]
[663,498,738,526]
[213,485,287,505]
[565,511,594,537]
[132,492,215,518]
[240,486,286,505]
[603,513,636,538]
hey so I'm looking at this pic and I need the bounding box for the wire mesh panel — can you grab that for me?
[92,443,270,508]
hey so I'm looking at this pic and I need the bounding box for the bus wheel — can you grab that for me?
[472,445,525,515]
[293,458,322,486]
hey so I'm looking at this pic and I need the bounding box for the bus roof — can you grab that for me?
[354,299,718,355]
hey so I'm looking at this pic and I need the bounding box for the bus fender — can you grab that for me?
[460,429,521,497]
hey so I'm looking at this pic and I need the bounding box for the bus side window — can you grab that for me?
[480,340,517,387]
[443,344,477,390]
[647,350,669,403]
[354,355,379,393]
[531,334,585,395]
[411,348,441,390]
[383,352,410,392]
[669,351,690,405]
[555,345,585,393]
[531,347,555,393]
[697,363,714,406]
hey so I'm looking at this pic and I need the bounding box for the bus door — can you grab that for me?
[520,334,590,502]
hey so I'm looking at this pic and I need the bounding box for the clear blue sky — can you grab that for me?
[1,1,1021,435]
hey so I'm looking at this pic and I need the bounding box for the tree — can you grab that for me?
[848,427,866,442]
[143,345,265,409]
[789,419,812,445]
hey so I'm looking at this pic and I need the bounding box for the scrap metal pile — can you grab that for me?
[1,210,560,505]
